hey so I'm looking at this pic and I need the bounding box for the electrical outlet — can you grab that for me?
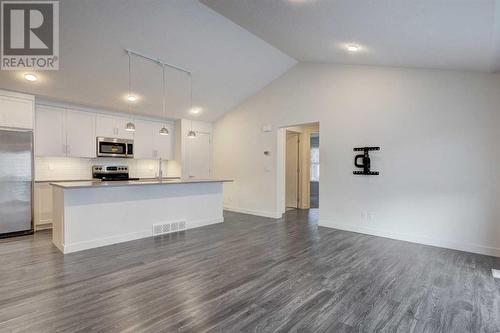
[493,269,500,279]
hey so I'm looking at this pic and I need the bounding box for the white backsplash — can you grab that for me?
[35,157,181,181]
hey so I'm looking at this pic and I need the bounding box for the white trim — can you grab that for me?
[319,220,500,258]
[224,205,282,219]
[0,89,35,101]
[61,217,223,254]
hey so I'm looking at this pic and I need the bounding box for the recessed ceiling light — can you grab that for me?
[127,95,137,102]
[346,44,360,52]
[24,73,38,81]
[190,107,202,115]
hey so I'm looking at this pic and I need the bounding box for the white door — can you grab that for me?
[95,115,117,138]
[0,93,33,129]
[153,122,172,160]
[134,120,155,159]
[188,132,211,179]
[65,110,96,158]
[285,132,299,208]
[35,106,66,156]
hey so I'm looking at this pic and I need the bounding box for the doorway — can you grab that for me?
[285,131,300,209]
[281,122,320,213]
[310,133,319,208]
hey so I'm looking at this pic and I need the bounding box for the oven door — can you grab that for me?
[96,138,130,158]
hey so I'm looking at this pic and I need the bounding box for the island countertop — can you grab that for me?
[50,178,233,189]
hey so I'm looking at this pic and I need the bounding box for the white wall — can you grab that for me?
[214,63,500,256]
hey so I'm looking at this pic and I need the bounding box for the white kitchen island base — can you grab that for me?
[51,180,229,254]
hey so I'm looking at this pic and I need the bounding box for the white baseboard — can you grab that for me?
[319,221,500,258]
[61,217,224,254]
[224,205,282,219]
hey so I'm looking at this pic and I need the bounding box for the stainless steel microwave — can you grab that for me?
[96,137,134,158]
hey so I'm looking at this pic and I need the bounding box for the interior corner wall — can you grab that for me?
[213,63,500,256]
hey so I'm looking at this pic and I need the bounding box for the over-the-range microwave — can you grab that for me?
[96,137,134,158]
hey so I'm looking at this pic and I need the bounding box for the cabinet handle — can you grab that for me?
[62,144,66,154]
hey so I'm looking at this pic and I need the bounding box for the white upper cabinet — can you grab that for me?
[134,120,156,160]
[35,106,65,157]
[96,115,134,140]
[153,122,173,160]
[65,110,96,158]
[115,117,135,140]
[34,102,175,160]
[134,120,173,160]
[35,106,95,158]
[0,90,34,129]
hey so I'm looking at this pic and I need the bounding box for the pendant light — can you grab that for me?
[125,51,136,132]
[187,73,196,138]
[159,64,169,136]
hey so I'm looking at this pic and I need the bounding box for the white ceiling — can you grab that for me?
[201,0,500,73]
[0,0,296,121]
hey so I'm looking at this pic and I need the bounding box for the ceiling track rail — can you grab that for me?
[124,48,191,75]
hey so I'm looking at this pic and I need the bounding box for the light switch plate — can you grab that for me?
[492,269,500,279]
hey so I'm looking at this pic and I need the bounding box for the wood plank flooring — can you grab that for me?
[0,209,499,332]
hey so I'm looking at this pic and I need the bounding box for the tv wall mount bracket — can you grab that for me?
[353,147,380,175]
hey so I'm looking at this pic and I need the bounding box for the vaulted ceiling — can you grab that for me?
[0,0,296,121]
[202,0,500,73]
[1,0,498,122]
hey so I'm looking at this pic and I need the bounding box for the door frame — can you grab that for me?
[285,130,300,209]
[277,122,320,216]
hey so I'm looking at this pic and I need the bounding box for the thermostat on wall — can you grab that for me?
[262,124,273,132]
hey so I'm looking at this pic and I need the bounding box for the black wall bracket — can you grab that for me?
[353,147,380,175]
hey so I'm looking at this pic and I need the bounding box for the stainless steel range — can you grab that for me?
[92,165,139,181]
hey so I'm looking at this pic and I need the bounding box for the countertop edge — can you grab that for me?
[50,179,233,189]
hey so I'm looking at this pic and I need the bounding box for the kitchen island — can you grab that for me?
[50,179,232,254]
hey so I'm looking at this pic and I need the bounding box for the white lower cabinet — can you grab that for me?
[34,183,53,230]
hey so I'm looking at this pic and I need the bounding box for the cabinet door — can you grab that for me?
[35,106,66,156]
[115,117,135,140]
[134,120,155,159]
[95,115,117,138]
[65,110,96,158]
[188,132,211,178]
[34,183,53,229]
[153,122,173,160]
[0,93,34,129]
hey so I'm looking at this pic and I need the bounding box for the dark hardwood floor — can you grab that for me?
[1,209,499,332]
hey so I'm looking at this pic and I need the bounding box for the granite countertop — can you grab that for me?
[50,178,233,189]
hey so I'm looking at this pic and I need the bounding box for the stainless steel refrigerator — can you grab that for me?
[0,128,33,238]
